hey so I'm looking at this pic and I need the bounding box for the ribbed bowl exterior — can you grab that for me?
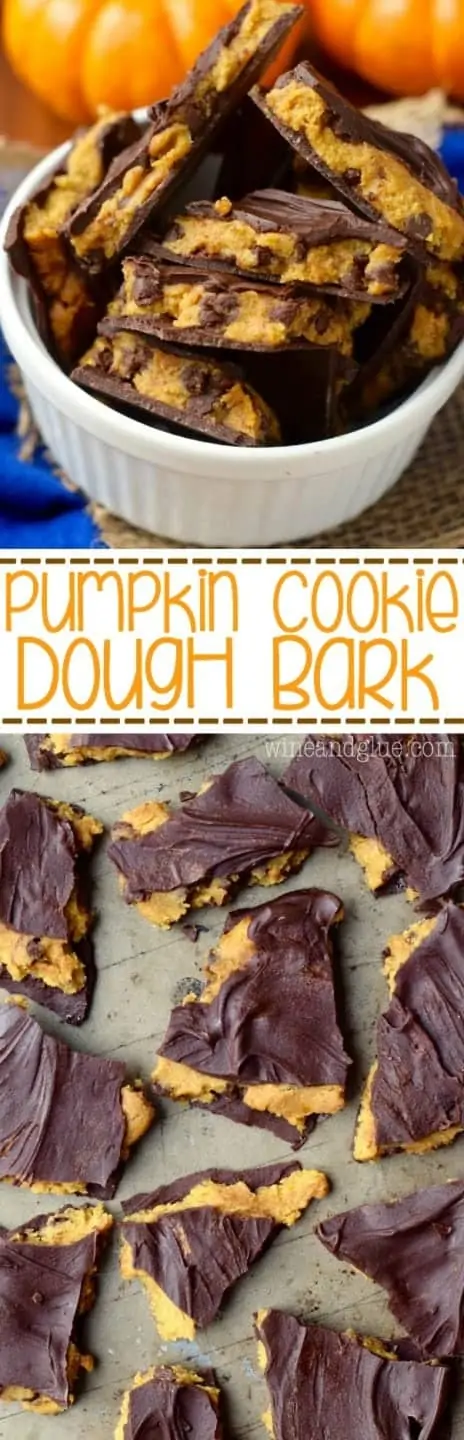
[26,377,429,545]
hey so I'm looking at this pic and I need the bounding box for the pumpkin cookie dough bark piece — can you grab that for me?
[253,63,464,262]
[108,756,324,930]
[154,889,351,1146]
[4,111,138,367]
[101,256,368,356]
[0,1001,155,1197]
[255,1310,452,1440]
[115,1365,223,1440]
[284,733,464,905]
[0,1202,113,1414]
[72,332,281,445]
[347,260,464,418]
[354,902,464,1163]
[25,733,198,770]
[120,1161,328,1339]
[318,1177,464,1359]
[155,189,407,300]
[66,0,303,271]
[0,788,103,1022]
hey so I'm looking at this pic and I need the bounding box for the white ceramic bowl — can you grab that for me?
[2,140,464,546]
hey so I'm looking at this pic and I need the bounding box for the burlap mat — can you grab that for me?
[90,381,464,548]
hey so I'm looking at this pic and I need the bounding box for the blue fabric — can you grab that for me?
[0,125,463,549]
[0,333,102,547]
[440,128,464,196]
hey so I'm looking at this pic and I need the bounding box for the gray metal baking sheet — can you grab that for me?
[0,733,463,1438]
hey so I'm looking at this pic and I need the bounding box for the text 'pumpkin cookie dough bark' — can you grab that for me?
[253,63,464,262]
[154,889,351,1146]
[4,111,138,367]
[284,733,464,905]
[115,1365,223,1440]
[25,732,198,770]
[318,1177,464,1359]
[0,788,103,1023]
[66,0,303,270]
[101,256,368,356]
[0,1001,155,1197]
[0,1203,113,1415]
[354,902,464,1162]
[255,1310,452,1440]
[72,332,281,446]
[154,189,407,300]
[108,757,325,929]
[120,1161,328,1340]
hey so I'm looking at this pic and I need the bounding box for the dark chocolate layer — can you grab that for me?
[253,63,464,258]
[109,757,321,900]
[256,1311,452,1440]
[0,790,84,939]
[66,0,303,269]
[157,888,350,1143]
[121,1367,222,1440]
[370,903,464,1153]
[0,1002,126,1196]
[213,98,292,200]
[25,734,196,769]
[318,1178,464,1358]
[244,348,353,443]
[72,333,280,447]
[0,1207,110,1409]
[284,734,464,903]
[122,1160,303,1329]
[0,933,95,1026]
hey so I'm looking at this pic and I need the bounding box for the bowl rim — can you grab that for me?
[2,135,464,481]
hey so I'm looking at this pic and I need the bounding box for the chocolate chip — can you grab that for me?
[255,245,276,270]
[198,288,239,327]
[343,169,361,188]
[183,362,213,395]
[131,262,163,305]
[315,311,330,335]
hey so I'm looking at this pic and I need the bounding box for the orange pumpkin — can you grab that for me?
[2,0,305,126]
[308,0,464,100]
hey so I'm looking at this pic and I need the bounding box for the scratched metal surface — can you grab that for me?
[0,733,462,1439]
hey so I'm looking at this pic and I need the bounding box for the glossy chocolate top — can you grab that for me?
[0,1003,126,1196]
[284,734,464,903]
[0,1209,105,1407]
[109,758,319,899]
[25,734,196,769]
[371,903,464,1151]
[158,888,350,1089]
[68,733,195,752]
[122,1369,221,1440]
[187,188,406,246]
[122,1160,301,1328]
[0,789,83,939]
[318,1177,464,1358]
[256,1310,451,1440]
